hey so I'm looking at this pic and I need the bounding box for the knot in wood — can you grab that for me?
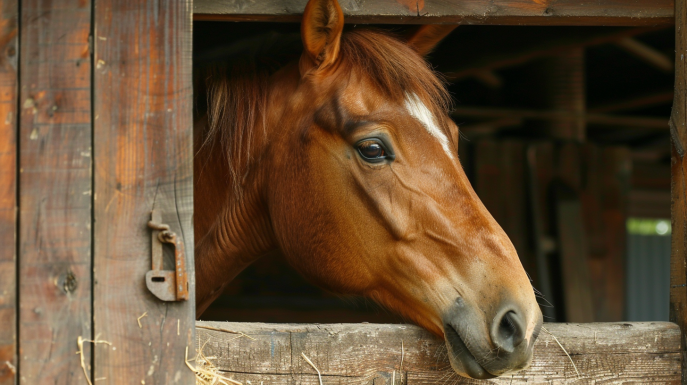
[58,270,78,294]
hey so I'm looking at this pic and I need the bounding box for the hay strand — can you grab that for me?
[137,312,148,328]
[77,336,112,385]
[542,326,580,378]
[186,343,243,385]
[399,340,405,384]
[196,325,256,340]
[301,352,323,385]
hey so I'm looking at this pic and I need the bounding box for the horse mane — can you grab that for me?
[197,29,452,197]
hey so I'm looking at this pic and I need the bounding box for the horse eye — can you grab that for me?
[356,140,387,162]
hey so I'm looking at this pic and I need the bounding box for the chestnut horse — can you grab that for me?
[194,0,542,379]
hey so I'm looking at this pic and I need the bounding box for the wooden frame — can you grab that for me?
[670,0,687,382]
[1,0,195,384]
[195,321,681,383]
[0,0,684,384]
[194,0,674,26]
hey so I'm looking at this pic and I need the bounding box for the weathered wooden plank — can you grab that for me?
[195,321,681,384]
[194,0,674,26]
[93,0,195,384]
[18,1,92,384]
[0,1,17,384]
[670,0,687,381]
[582,146,630,322]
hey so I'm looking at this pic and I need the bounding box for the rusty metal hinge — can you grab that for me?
[145,210,189,301]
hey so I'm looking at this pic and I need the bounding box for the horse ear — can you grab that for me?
[300,0,345,75]
[405,25,457,56]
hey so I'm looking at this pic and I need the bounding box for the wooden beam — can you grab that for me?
[18,1,93,383]
[0,1,17,384]
[460,118,522,137]
[589,90,674,113]
[195,321,681,383]
[616,37,675,73]
[452,107,669,130]
[93,0,196,384]
[194,0,674,26]
[670,0,687,382]
[444,27,666,81]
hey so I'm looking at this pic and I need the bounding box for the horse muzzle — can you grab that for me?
[442,296,542,379]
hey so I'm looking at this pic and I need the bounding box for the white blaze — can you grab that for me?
[404,93,453,159]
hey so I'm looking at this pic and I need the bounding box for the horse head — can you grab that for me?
[194,0,543,378]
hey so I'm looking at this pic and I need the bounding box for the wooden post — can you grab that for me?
[18,0,93,383]
[539,49,587,142]
[583,146,631,322]
[93,0,196,384]
[0,1,17,384]
[670,0,687,382]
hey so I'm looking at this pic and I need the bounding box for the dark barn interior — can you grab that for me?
[195,21,674,324]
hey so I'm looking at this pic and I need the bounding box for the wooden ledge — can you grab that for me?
[195,321,680,384]
[194,0,674,26]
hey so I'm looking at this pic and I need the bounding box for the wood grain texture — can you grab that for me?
[196,321,681,384]
[18,0,92,383]
[93,0,195,384]
[670,0,687,382]
[194,0,674,26]
[0,1,16,384]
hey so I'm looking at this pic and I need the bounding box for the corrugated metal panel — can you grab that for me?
[626,233,671,321]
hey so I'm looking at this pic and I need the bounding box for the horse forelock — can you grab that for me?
[338,29,452,114]
[198,28,454,197]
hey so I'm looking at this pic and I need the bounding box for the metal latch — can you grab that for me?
[145,210,189,301]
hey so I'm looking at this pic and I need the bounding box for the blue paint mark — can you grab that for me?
[270,332,275,358]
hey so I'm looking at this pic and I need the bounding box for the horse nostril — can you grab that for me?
[493,310,525,352]
[500,312,516,336]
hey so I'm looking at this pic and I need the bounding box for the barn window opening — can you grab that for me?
[194,21,674,326]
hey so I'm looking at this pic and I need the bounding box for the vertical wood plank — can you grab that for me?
[583,146,630,322]
[93,0,195,383]
[18,0,92,383]
[670,0,687,382]
[0,1,17,384]
[555,143,595,323]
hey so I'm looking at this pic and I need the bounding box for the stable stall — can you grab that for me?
[0,0,684,384]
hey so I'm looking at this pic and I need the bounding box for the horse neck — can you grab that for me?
[194,66,300,316]
[194,123,276,315]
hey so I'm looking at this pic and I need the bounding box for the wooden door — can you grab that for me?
[2,0,196,384]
